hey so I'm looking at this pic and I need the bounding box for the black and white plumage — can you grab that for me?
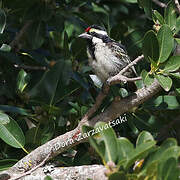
[78,25,137,84]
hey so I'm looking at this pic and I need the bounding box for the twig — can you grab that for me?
[80,84,110,125]
[14,64,47,71]
[107,75,142,86]
[120,55,144,75]
[106,55,144,85]
[152,0,167,8]
[175,0,180,14]
[10,21,32,50]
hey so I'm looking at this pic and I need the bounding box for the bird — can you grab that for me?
[78,24,137,90]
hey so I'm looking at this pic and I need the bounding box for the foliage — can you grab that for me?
[82,123,180,179]
[0,0,179,179]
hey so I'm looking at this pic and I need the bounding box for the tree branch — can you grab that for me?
[9,21,32,50]
[14,64,47,71]
[152,0,167,8]
[0,55,162,180]
[10,165,107,180]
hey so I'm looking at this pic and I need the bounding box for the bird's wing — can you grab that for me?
[107,42,138,76]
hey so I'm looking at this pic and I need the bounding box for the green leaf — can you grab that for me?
[0,117,25,148]
[0,112,10,125]
[161,138,178,149]
[29,60,72,105]
[117,138,134,164]
[125,141,156,170]
[137,0,152,18]
[44,176,54,180]
[141,70,154,86]
[157,25,174,63]
[175,38,180,44]
[163,56,180,72]
[27,21,45,49]
[136,131,154,146]
[0,9,6,34]
[161,158,179,180]
[82,125,106,162]
[142,30,159,62]
[144,96,180,110]
[0,44,11,52]
[0,159,17,171]
[121,0,137,3]
[95,122,118,163]
[63,31,70,59]
[144,139,180,170]
[176,87,180,95]
[152,10,164,25]
[164,1,176,30]
[155,74,172,91]
[109,171,127,180]
[0,105,30,115]
[17,69,29,93]
[170,72,180,79]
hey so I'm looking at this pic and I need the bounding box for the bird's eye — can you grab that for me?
[89,31,96,35]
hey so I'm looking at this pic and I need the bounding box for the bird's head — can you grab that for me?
[78,25,108,42]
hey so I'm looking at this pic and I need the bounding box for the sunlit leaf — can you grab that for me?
[157,25,174,63]
[142,30,159,62]
[0,9,6,34]
[155,74,172,91]
[0,117,25,149]
[0,112,10,125]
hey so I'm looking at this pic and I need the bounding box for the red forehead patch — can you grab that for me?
[85,27,91,32]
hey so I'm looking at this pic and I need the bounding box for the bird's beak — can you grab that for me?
[78,32,92,39]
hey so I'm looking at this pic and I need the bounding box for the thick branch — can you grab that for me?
[10,165,107,180]
[0,55,162,180]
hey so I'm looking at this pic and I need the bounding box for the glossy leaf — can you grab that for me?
[125,141,156,170]
[155,74,172,91]
[0,159,17,171]
[0,105,30,115]
[137,0,152,18]
[144,95,180,110]
[0,44,11,52]
[95,122,118,163]
[164,1,176,30]
[63,31,70,59]
[142,30,159,62]
[82,125,105,162]
[157,25,174,63]
[0,117,25,148]
[161,158,179,180]
[117,138,134,164]
[29,60,72,105]
[0,112,10,125]
[17,69,29,93]
[27,21,45,49]
[141,70,154,86]
[136,131,154,146]
[0,9,6,34]
[152,10,164,25]
[144,139,180,169]
[175,38,180,44]
[163,56,180,72]
[170,72,180,79]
